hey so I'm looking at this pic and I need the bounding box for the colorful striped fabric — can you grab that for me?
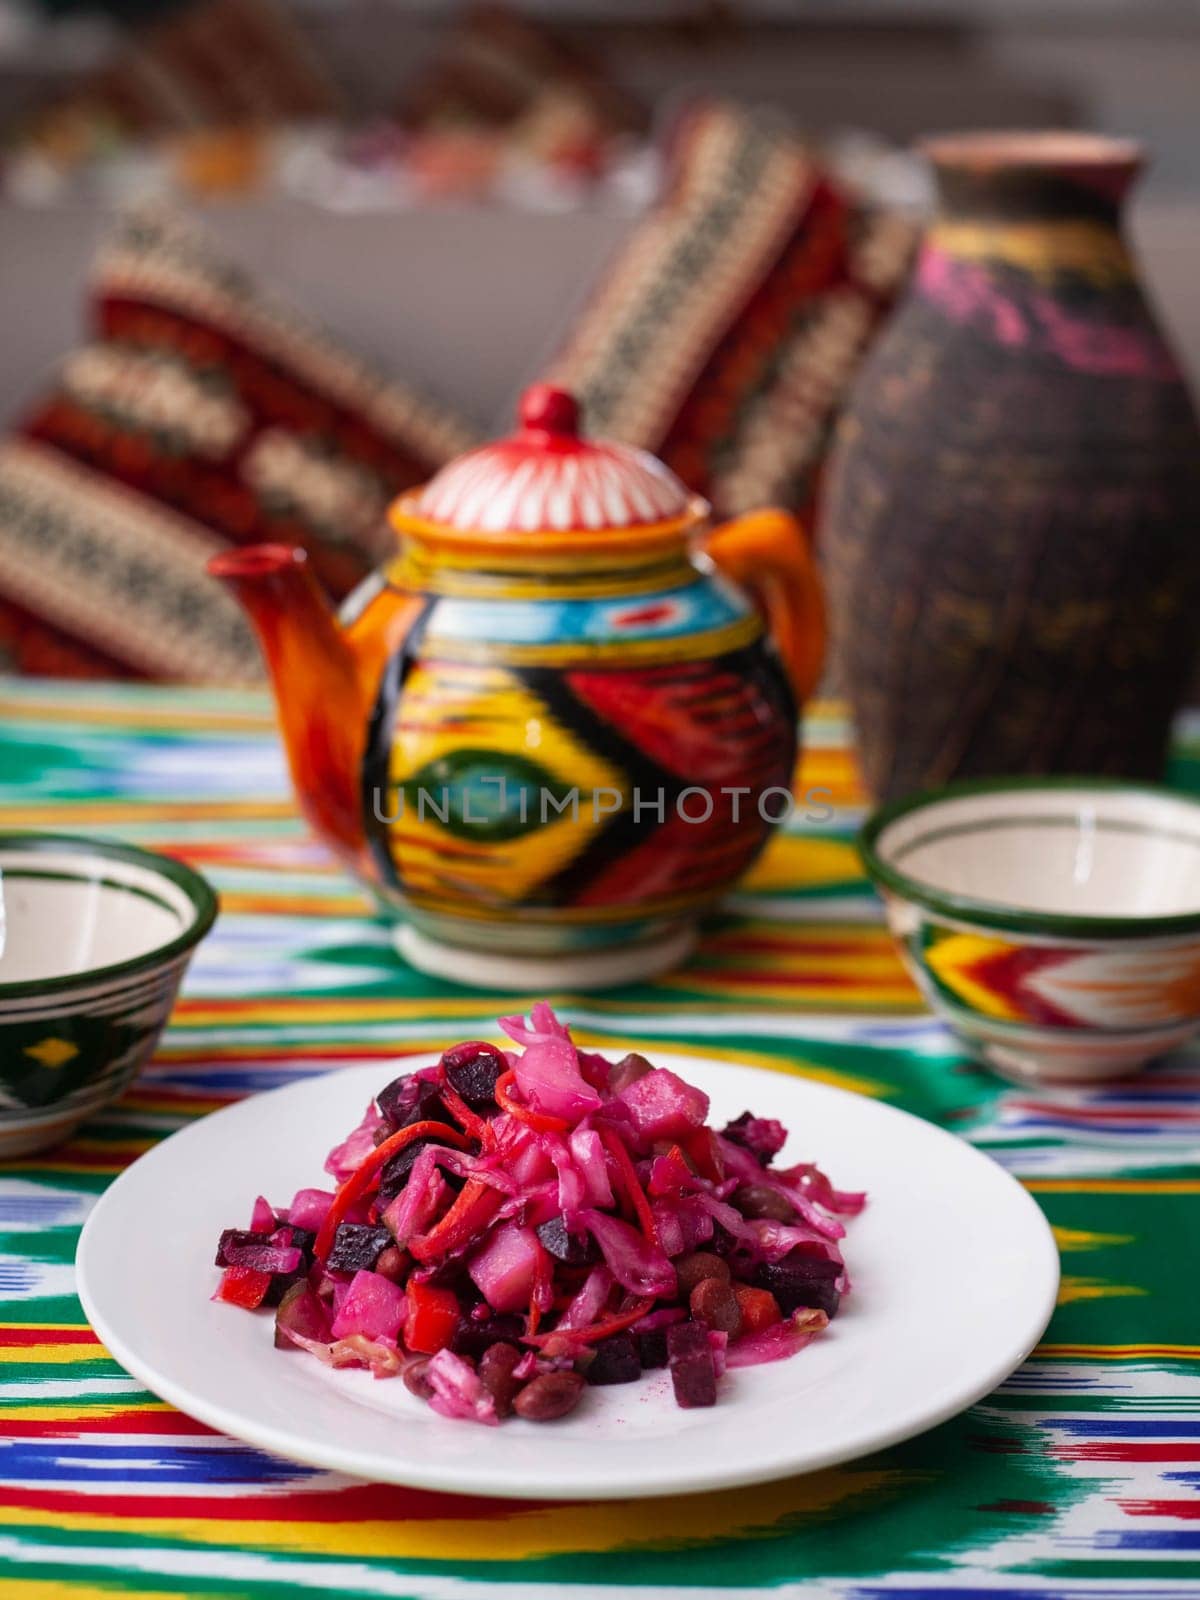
[2,677,1200,1598]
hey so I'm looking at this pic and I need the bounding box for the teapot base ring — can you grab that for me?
[393,923,696,993]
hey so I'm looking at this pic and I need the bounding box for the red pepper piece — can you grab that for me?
[439,1081,493,1147]
[408,1177,502,1264]
[494,1069,571,1133]
[405,1281,460,1354]
[525,1295,654,1349]
[215,1264,272,1309]
[732,1283,782,1336]
[313,1119,471,1262]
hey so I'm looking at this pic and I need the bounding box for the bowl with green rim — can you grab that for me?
[0,833,217,1157]
[859,778,1200,1086]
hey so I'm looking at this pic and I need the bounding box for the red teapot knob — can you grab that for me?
[520,384,581,437]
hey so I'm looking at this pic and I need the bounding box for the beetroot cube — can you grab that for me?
[754,1253,841,1318]
[261,1265,307,1307]
[442,1041,506,1108]
[378,1139,433,1207]
[450,1313,525,1360]
[667,1320,717,1408]
[215,1228,270,1266]
[721,1111,787,1166]
[586,1334,641,1386]
[378,1073,451,1133]
[637,1328,670,1369]
[327,1223,392,1274]
[536,1214,594,1265]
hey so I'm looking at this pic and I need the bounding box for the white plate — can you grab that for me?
[77,1051,1059,1501]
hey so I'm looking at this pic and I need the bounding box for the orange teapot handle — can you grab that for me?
[702,509,825,705]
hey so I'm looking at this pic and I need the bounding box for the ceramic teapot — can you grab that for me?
[211,385,823,989]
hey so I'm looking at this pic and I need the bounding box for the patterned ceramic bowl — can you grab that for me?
[859,780,1200,1086]
[0,834,216,1157]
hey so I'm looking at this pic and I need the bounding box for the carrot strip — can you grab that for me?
[438,1082,493,1147]
[313,1119,470,1262]
[495,1070,570,1134]
[599,1125,658,1244]
[527,1247,553,1338]
[526,1296,654,1349]
[408,1177,502,1263]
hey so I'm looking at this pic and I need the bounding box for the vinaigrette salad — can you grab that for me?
[213,1006,864,1425]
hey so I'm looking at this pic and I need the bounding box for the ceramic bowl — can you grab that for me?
[859,780,1200,1086]
[0,834,217,1157]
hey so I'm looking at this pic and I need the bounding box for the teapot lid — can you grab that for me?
[412,385,693,535]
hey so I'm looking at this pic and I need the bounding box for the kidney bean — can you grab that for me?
[514,1370,586,1422]
[689,1277,743,1339]
[374,1245,408,1282]
[674,1251,731,1297]
[732,1183,796,1222]
[402,1358,435,1401]
[479,1342,524,1418]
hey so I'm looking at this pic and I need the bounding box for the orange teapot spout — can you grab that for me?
[208,545,380,870]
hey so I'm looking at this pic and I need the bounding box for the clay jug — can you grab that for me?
[822,132,1200,801]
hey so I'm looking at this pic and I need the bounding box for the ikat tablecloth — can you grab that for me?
[2,679,1199,1599]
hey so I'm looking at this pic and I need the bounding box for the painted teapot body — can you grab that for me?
[213,387,823,987]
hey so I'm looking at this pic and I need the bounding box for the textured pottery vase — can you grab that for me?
[822,132,1200,802]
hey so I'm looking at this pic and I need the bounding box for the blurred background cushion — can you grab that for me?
[545,100,917,522]
[0,204,476,683]
[10,0,340,160]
